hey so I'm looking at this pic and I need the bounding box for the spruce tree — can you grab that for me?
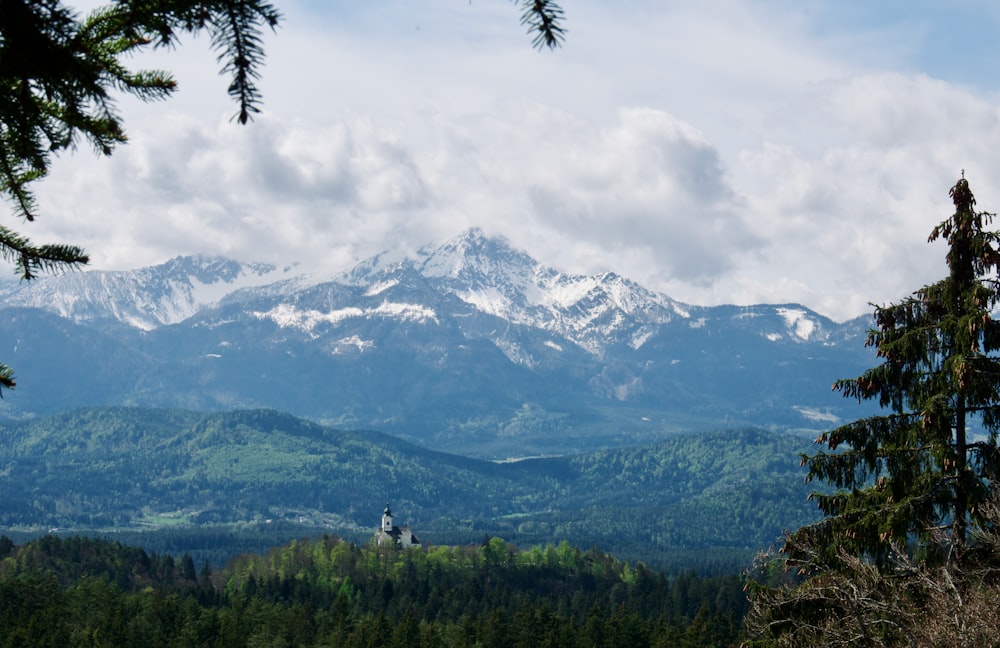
[800,175,1000,564]
[745,177,1000,646]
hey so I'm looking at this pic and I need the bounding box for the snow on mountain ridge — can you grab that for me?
[0,255,297,329]
[415,228,536,286]
[456,287,512,317]
[319,228,701,358]
[364,279,400,296]
[776,307,817,341]
[0,230,840,366]
[410,230,687,329]
[252,301,439,336]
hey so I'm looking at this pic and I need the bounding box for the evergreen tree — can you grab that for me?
[799,175,1000,563]
[744,176,1000,646]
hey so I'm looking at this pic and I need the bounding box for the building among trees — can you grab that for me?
[374,504,420,548]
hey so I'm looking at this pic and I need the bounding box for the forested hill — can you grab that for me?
[0,407,821,572]
[0,533,746,646]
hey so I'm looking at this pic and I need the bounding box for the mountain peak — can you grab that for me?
[157,255,264,284]
[415,228,536,284]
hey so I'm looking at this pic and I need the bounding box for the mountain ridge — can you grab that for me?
[0,229,877,457]
[0,255,299,330]
[0,227,861,335]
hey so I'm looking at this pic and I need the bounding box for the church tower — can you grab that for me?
[381,504,393,533]
[374,502,420,548]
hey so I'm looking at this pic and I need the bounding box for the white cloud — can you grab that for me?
[13,0,1000,323]
[727,72,1000,319]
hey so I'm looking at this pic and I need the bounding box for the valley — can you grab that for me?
[0,407,820,572]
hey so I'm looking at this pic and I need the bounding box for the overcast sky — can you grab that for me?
[22,0,1000,321]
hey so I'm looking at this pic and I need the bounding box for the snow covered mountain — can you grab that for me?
[0,229,876,457]
[0,256,299,330]
[341,229,690,358]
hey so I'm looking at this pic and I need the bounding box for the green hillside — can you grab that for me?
[0,407,821,571]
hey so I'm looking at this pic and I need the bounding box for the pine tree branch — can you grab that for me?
[0,225,89,280]
[209,0,280,124]
[517,0,566,50]
[0,362,14,392]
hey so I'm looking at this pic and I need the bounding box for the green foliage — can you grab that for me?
[0,532,747,646]
[745,178,1000,646]
[0,407,818,573]
[799,177,1000,564]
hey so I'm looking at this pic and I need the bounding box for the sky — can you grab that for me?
[22,0,1000,322]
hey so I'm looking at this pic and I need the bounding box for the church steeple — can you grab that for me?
[374,502,420,549]
[381,504,393,532]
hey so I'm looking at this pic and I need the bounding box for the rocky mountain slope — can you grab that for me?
[0,229,876,457]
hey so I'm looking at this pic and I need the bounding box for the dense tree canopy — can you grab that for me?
[0,533,746,647]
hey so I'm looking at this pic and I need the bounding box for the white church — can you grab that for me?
[373,504,421,548]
